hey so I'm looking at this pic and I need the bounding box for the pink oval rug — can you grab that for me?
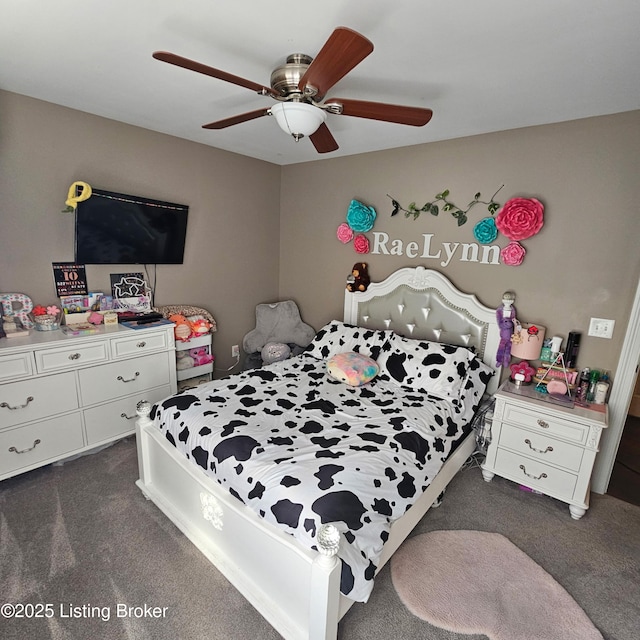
[390,530,603,640]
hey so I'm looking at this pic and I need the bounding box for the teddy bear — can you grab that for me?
[169,314,193,342]
[189,346,214,366]
[346,262,370,292]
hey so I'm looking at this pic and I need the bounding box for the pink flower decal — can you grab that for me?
[353,234,370,254]
[495,197,544,241]
[336,222,354,244]
[501,241,526,266]
[47,305,60,316]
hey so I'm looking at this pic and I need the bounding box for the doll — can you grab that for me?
[496,291,516,368]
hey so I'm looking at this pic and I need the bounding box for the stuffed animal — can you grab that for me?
[189,346,214,366]
[190,317,213,336]
[176,351,195,370]
[495,292,517,368]
[261,342,291,365]
[169,314,193,342]
[346,262,370,292]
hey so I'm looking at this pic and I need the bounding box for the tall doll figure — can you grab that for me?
[496,291,516,368]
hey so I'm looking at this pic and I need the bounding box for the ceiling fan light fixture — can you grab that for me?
[270,102,326,141]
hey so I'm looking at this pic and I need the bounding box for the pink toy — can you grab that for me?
[189,346,214,366]
[190,318,213,336]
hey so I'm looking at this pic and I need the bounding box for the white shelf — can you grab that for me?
[175,332,213,383]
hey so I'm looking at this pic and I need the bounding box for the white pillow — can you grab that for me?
[377,334,476,399]
[306,320,389,360]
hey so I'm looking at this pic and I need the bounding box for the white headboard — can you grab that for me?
[344,266,500,395]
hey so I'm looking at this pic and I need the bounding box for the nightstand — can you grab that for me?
[481,380,608,519]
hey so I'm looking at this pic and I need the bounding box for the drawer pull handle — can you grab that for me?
[117,372,140,383]
[519,464,547,481]
[525,439,553,454]
[137,341,147,348]
[68,353,82,360]
[120,412,136,421]
[9,439,41,454]
[1,396,34,410]
[537,419,550,429]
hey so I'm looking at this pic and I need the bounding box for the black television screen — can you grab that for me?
[75,188,189,264]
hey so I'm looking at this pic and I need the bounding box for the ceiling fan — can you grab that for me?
[153,27,433,154]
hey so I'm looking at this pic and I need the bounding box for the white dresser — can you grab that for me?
[482,380,608,519]
[0,323,176,481]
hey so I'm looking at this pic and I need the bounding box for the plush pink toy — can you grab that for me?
[188,346,214,366]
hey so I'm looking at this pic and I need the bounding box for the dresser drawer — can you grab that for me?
[84,385,172,445]
[79,352,172,406]
[498,423,585,473]
[494,448,578,500]
[0,413,84,478]
[111,331,170,358]
[0,372,78,429]
[0,351,34,382]
[35,341,109,373]
[501,403,588,445]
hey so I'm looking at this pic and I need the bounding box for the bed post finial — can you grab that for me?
[136,400,153,427]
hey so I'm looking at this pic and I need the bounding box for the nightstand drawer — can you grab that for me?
[0,351,33,382]
[0,372,78,429]
[0,413,84,478]
[111,331,170,358]
[35,341,109,373]
[501,403,587,444]
[498,423,584,472]
[79,352,171,406]
[495,448,578,500]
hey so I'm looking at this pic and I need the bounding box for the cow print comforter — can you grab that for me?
[152,354,485,602]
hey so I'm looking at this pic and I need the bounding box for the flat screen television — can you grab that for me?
[74,188,189,264]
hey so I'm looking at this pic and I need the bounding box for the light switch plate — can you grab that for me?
[588,317,615,339]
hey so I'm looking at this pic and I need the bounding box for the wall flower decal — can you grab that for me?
[336,222,354,243]
[473,217,498,244]
[501,241,526,266]
[495,197,544,241]
[353,234,370,254]
[346,200,377,232]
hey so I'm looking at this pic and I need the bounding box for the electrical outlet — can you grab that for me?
[588,318,615,339]
[231,344,240,358]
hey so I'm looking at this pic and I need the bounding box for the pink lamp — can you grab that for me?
[510,323,546,360]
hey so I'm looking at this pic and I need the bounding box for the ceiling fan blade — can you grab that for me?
[309,122,339,153]
[153,51,278,97]
[298,27,374,100]
[202,108,271,130]
[326,98,433,126]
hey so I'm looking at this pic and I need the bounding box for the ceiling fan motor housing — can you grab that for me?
[270,54,313,98]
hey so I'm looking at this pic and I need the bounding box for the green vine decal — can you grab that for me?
[387,185,504,226]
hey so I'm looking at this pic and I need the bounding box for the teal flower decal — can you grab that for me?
[346,200,376,232]
[473,217,498,244]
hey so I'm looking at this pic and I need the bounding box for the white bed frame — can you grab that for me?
[135,266,500,640]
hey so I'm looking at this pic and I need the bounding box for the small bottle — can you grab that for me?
[576,367,590,403]
[586,369,600,402]
[593,372,610,405]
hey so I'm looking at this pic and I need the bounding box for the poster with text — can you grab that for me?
[52,262,88,297]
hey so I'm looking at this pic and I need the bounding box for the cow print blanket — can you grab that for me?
[152,354,485,602]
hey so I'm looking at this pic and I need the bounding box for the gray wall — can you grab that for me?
[2,89,640,490]
[0,90,281,372]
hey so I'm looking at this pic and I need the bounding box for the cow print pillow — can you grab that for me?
[305,320,390,360]
[377,333,476,399]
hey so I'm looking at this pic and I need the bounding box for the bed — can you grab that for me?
[135,265,500,639]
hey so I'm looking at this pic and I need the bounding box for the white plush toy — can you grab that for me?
[261,342,291,365]
[176,351,195,370]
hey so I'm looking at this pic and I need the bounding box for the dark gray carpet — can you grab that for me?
[1,439,638,640]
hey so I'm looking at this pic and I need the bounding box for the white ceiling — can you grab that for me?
[2,1,639,166]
